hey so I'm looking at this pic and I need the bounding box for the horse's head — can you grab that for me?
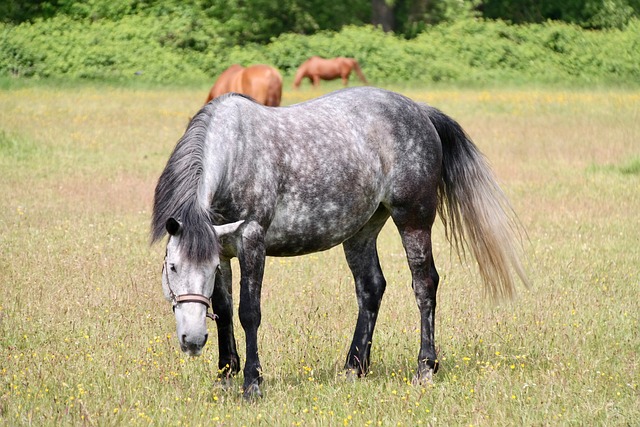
[161,217,243,356]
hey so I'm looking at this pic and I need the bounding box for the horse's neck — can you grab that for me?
[197,132,232,211]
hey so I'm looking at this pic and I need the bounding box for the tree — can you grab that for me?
[372,0,395,31]
[371,0,479,37]
[0,0,59,23]
[479,0,639,29]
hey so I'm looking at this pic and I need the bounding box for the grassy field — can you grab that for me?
[0,81,638,426]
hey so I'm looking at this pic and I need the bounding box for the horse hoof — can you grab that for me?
[340,368,360,382]
[215,376,234,391]
[411,369,434,386]
[242,383,263,401]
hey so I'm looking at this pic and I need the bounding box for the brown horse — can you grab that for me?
[293,56,368,89]
[205,64,283,106]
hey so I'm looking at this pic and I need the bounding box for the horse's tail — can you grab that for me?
[425,105,530,300]
[269,69,283,106]
[352,60,368,84]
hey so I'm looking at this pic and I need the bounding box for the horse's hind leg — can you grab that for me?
[211,258,240,386]
[342,209,389,377]
[392,206,440,384]
[341,70,351,86]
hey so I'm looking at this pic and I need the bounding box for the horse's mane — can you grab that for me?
[150,98,228,263]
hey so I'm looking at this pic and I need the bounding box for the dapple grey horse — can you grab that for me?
[151,87,529,399]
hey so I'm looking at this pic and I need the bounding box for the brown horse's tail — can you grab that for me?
[267,70,283,107]
[352,60,368,84]
[425,105,530,300]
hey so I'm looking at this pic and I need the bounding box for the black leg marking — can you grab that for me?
[343,208,389,377]
[211,258,240,382]
[237,221,266,399]
[397,225,440,384]
[391,192,440,385]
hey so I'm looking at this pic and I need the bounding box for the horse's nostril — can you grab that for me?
[181,334,207,347]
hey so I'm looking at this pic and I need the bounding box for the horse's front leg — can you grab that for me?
[211,258,240,386]
[237,221,266,399]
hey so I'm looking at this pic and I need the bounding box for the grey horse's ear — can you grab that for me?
[166,218,182,236]
[213,220,244,237]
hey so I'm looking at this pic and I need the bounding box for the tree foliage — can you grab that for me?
[2,16,638,85]
[2,0,639,35]
[1,0,639,85]
[480,0,640,29]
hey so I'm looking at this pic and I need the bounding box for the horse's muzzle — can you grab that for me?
[179,332,208,356]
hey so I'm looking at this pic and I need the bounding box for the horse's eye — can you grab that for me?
[170,264,177,273]
[216,265,222,275]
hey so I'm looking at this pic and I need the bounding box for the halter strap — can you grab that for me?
[174,294,212,306]
[164,259,218,321]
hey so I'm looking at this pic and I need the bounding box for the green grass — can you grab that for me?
[588,157,640,175]
[620,158,640,175]
[0,83,638,426]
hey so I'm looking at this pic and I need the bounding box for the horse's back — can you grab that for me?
[212,91,435,193]
[275,87,439,193]
[214,87,429,141]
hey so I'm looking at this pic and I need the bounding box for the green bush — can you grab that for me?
[0,14,226,81]
[1,16,639,85]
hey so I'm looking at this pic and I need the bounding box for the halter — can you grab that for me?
[164,259,218,321]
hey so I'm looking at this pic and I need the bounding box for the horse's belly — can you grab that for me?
[264,198,380,256]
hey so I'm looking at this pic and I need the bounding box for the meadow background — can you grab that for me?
[1,0,640,425]
[1,82,638,426]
